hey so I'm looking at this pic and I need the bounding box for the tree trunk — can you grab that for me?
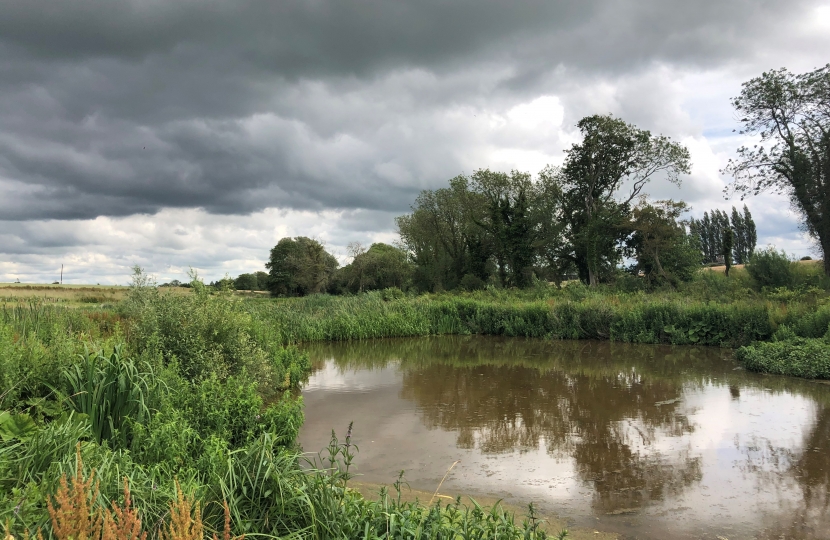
[822,236,830,277]
[588,266,598,287]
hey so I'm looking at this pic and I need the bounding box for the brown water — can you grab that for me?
[298,336,830,540]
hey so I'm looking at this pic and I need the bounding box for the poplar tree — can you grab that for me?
[723,228,734,276]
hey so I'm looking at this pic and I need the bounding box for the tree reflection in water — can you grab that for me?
[303,335,830,531]
[397,341,703,514]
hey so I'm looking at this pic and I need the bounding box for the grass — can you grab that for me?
[0,284,192,307]
[3,263,830,539]
[1,283,573,540]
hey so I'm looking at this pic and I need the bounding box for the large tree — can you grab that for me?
[723,64,830,275]
[265,237,338,296]
[469,169,537,288]
[341,242,413,293]
[532,166,572,286]
[396,176,488,291]
[627,199,701,285]
[560,115,691,285]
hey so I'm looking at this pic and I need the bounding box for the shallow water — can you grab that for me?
[298,336,830,540]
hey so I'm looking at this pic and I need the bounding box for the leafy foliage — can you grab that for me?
[723,64,830,276]
[265,237,338,297]
[745,247,793,289]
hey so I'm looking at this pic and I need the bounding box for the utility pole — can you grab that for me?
[60,264,63,285]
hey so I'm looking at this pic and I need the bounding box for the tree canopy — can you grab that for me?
[395,115,694,290]
[338,242,413,293]
[265,237,338,296]
[559,115,691,285]
[723,64,830,275]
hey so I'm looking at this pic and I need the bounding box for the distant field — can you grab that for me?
[705,258,822,273]
[0,283,268,306]
[0,283,190,305]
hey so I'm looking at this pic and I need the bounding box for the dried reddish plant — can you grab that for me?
[101,478,147,540]
[212,501,243,540]
[160,481,203,540]
[45,447,240,540]
[47,446,103,540]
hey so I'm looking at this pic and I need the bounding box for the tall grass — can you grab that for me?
[244,291,776,347]
[3,267,829,538]
[60,347,157,447]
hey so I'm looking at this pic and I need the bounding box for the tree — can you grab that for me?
[254,271,270,290]
[234,273,258,291]
[723,228,734,277]
[743,204,758,260]
[723,64,830,276]
[469,169,537,287]
[730,204,757,264]
[346,242,369,293]
[560,115,691,285]
[689,206,756,264]
[532,166,572,287]
[341,243,413,293]
[396,176,489,291]
[265,237,338,296]
[627,199,701,285]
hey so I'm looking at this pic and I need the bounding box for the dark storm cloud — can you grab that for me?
[0,0,823,221]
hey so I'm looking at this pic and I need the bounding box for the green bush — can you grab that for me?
[736,337,830,379]
[746,247,793,289]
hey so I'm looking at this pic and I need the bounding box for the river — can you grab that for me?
[298,336,830,539]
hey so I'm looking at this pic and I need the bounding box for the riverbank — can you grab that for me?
[3,270,830,539]
[2,285,573,540]
[244,274,830,379]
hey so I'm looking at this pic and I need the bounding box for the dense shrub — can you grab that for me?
[736,337,830,379]
[746,248,793,289]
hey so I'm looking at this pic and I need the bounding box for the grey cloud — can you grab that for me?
[1,0,826,223]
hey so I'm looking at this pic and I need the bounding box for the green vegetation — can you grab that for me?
[4,65,830,539]
[737,336,830,379]
[1,274,568,540]
[723,63,830,276]
[688,205,757,265]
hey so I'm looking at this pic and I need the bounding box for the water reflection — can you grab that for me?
[300,336,830,539]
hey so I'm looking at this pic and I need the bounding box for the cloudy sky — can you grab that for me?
[1,0,829,284]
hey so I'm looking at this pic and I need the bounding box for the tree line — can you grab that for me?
[239,63,829,296]
[688,205,757,265]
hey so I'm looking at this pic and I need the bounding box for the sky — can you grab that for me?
[1,0,829,285]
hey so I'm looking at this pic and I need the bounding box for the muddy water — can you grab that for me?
[298,336,830,540]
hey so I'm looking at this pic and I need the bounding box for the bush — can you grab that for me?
[736,337,830,379]
[459,273,486,291]
[746,247,793,289]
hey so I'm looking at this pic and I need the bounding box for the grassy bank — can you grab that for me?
[3,265,830,540]
[1,285,569,540]
[244,265,830,379]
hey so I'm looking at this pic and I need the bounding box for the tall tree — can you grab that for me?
[690,206,757,264]
[265,237,338,296]
[731,206,746,264]
[560,115,691,285]
[743,204,757,259]
[627,199,701,285]
[469,169,536,287]
[396,176,487,291]
[723,64,830,276]
[532,166,572,287]
[723,228,734,277]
